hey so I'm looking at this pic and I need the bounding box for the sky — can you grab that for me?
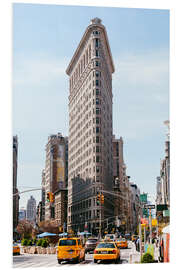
[12,3,169,209]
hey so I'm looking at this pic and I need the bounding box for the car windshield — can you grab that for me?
[105,235,115,240]
[87,239,97,243]
[59,239,76,246]
[97,243,115,249]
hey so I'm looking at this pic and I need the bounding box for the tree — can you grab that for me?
[38,220,59,234]
[16,220,34,239]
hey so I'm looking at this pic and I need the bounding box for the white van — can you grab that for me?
[104,234,116,241]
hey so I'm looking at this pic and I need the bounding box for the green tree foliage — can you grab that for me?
[141,253,154,263]
[21,239,28,246]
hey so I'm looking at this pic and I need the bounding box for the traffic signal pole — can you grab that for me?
[149,209,152,244]
[99,203,102,240]
[139,215,142,258]
[144,226,146,246]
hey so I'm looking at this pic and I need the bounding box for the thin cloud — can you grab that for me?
[113,49,169,88]
[13,53,69,88]
[113,49,169,140]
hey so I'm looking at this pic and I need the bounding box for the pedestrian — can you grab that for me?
[135,237,140,252]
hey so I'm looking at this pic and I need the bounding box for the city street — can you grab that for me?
[13,242,134,267]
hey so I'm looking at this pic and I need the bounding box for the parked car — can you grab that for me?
[13,243,20,255]
[57,237,85,264]
[93,240,120,263]
[85,238,98,253]
[124,233,131,240]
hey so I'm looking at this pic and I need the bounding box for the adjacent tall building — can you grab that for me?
[66,18,115,233]
[19,207,26,221]
[13,135,19,233]
[26,195,36,223]
[156,120,170,222]
[43,133,68,228]
[130,182,141,233]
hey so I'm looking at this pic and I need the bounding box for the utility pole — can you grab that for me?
[139,215,142,258]
[144,226,146,246]
[99,201,102,240]
[149,209,152,244]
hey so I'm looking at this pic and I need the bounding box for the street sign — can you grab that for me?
[144,204,155,209]
[143,208,149,218]
[157,204,168,211]
[140,193,147,203]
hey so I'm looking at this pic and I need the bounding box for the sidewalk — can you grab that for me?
[129,242,141,264]
[129,242,159,264]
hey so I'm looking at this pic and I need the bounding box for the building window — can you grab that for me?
[96,71,101,77]
[96,156,100,162]
[95,38,99,48]
[95,61,99,67]
[96,89,100,96]
[96,176,100,182]
[96,136,99,143]
[93,31,100,35]
[96,166,100,173]
[96,50,99,57]
[96,127,100,133]
[96,80,99,86]
[96,98,100,105]
[96,146,100,153]
[89,45,91,60]
[96,117,100,124]
[96,108,101,114]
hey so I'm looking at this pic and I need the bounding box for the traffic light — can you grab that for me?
[101,194,104,204]
[96,193,101,205]
[46,192,50,202]
[50,192,55,203]
[59,226,63,233]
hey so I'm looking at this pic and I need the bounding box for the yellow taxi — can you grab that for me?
[116,238,128,249]
[13,243,20,255]
[57,237,85,264]
[93,241,120,263]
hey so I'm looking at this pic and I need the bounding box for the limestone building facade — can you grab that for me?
[43,133,68,228]
[66,18,115,233]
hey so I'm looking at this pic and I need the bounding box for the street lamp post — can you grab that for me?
[99,204,102,240]
[149,209,152,244]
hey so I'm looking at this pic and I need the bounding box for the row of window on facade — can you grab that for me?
[70,73,111,125]
[69,135,112,167]
[69,134,110,164]
[69,61,102,103]
[70,38,100,89]
[69,165,103,180]
[70,108,112,144]
[70,86,111,125]
[70,209,101,223]
[69,78,101,118]
[70,106,111,138]
[69,196,102,213]
[69,135,100,161]
[70,102,111,136]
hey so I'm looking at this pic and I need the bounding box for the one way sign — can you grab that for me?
[144,204,155,209]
